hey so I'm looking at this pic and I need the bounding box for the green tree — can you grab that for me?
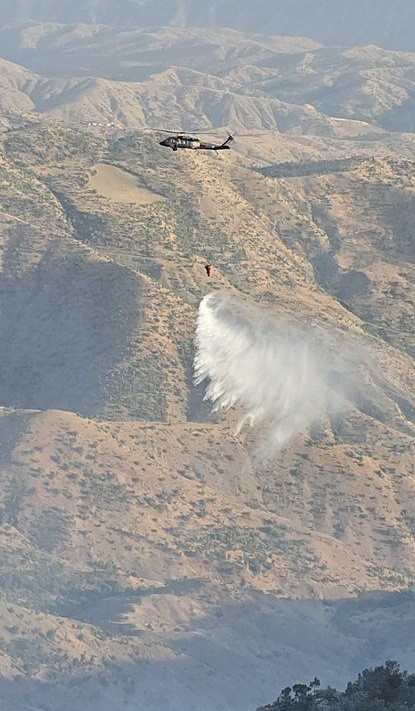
[257,662,415,711]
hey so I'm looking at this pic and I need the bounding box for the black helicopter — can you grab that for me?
[157,129,234,152]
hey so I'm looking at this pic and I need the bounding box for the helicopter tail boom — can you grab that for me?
[220,134,234,148]
[199,134,234,150]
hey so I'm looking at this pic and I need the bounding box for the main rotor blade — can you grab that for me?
[145,127,203,135]
[136,126,237,142]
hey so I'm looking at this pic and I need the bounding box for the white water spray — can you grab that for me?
[194,292,354,454]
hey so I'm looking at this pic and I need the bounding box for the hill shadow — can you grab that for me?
[259,157,360,180]
[0,251,141,415]
[0,588,414,711]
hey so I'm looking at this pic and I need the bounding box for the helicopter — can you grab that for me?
[156,129,234,152]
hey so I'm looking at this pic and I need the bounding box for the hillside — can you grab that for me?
[0,108,414,710]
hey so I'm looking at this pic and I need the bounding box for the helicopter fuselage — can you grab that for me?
[159,135,232,151]
[159,135,200,150]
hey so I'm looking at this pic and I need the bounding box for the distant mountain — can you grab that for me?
[0,0,414,51]
[224,45,415,132]
[0,23,319,81]
[0,23,415,136]
[0,57,384,136]
[1,22,415,132]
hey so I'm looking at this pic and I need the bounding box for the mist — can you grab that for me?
[194,291,358,455]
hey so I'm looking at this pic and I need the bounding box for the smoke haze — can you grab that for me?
[195,292,356,455]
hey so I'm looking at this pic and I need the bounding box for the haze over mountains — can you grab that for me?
[0,2,414,710]
[0,0,414,51]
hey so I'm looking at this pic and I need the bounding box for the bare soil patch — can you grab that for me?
[88,163,164,205]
